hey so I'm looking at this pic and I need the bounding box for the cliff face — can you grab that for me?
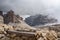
[3,10,22,24]
[0,10,35,30]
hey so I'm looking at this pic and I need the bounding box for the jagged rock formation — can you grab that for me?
[0,10,36,31]
[0,10,58,40]
[3,10,23,24]
[25,14,57,26]
[0,10,23,24]
[3,10,15,24]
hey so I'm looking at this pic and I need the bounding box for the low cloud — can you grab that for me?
[0,0,60,22]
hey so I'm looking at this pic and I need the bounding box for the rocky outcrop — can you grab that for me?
[0,10,58,40]
[0,21,58,40]
[36,29,57,40]
[25,14,57,26]
[0,16,4,23]
[0,24,57,40]
[3,10,23,24]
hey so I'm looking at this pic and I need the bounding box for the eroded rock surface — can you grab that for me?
[0,24,58,40]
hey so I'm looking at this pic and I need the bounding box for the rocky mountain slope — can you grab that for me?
[0,10,58,40]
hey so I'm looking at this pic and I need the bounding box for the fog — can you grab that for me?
[0,0,60,22]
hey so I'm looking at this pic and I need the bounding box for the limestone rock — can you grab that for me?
[36,29,57,40]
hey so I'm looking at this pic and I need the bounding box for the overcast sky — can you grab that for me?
[0,0,60,22]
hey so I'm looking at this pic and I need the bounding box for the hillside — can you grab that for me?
[0,10,58,40]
